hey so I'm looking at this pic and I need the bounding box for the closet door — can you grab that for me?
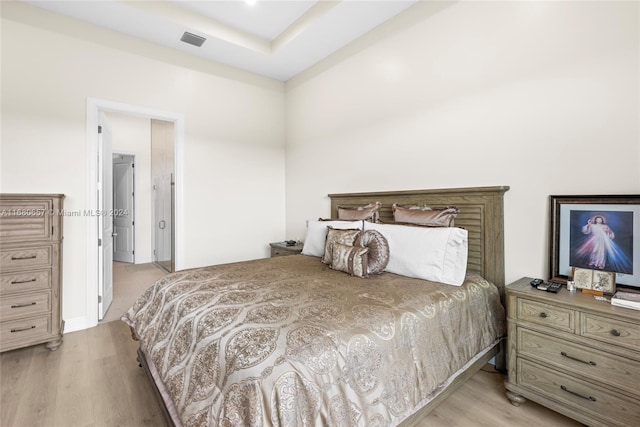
[113,154,135,263]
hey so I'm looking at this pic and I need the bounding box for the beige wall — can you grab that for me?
[285,1,640,284]
[1,3,286,329]
[107,113,153,264]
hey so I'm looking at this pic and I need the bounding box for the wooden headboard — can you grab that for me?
[329,186,510,299]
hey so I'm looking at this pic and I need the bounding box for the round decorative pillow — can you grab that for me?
[355,229,389,275]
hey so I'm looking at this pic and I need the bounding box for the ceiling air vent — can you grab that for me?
[180,32,206,47]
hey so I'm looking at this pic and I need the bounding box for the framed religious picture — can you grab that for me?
[549,194,640,289]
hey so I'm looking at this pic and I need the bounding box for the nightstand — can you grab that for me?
[269,242,303,257]
[504,277,640,427]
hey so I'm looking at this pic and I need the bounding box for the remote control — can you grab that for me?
[546,282,563,293]
[530,278,544,287]
[536,282,550,291]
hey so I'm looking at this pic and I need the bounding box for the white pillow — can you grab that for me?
[363,222,468,286]
[301,220,363,257]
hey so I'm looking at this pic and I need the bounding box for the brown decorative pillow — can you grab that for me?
[321,227,361,264]
[337,202,382,222]
[392,204,458,227]
[330,242,369,278]
[355,229,389,275]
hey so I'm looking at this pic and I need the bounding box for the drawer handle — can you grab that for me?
[10,278,37,284]
[10,302,37,308]
[11,255,37,260]
[10,325,36,333]
[560,385,596,402]
[611,329,621,337]
[539,312,548,318]
[561,351,596,366]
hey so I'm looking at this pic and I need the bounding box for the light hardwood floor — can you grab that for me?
[100,262,167,323]
[1,320,584,427]
[1,320,164,427]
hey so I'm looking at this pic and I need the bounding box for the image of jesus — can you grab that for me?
[579,215,615,270]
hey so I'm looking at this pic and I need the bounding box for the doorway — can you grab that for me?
[103,118,173,322]
[84,98,184,330]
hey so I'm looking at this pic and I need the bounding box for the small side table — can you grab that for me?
[269,242,303,257]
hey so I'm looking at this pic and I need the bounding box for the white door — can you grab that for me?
[98,112,113,320]
[113,154,135,263]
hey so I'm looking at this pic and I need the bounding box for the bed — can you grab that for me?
[123,186,510,427]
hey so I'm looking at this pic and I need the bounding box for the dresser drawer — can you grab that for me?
[518,328,640,397]
[270,244,303,257]
[0,292,51,321]
[271,248,290,257]
[518,359,640,427]
[0,199,52,242]
[0,246,52,270]
[0,269,51,295]
[517,298,575,333]
[581,313,640,353]
[0,314,52,349]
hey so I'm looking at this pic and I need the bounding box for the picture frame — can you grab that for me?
[549,194,640,289]
[571,267,616,294]
[572,267,594,289]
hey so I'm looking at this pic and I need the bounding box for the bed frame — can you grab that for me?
[136,185,510,427]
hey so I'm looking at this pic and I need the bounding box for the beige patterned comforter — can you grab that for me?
[122,255,506,427]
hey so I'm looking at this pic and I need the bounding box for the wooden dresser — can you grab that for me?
[0,194,64,352]
[505,277,640,427]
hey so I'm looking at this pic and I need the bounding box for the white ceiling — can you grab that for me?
[22,0,419,81]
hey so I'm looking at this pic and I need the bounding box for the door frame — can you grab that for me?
[98,112,114,320]
[86,98,185,329]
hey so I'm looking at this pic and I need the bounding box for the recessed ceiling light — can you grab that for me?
[180,32,206,47]
[245,0,257,6]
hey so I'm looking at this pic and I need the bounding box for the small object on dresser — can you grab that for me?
[581,288,604,296]
[536,281,550,291]
[611,291,640,311]
[546,282,562,293]
[530,278,544,287]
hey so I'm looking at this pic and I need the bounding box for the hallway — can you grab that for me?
[100,262,167,323]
